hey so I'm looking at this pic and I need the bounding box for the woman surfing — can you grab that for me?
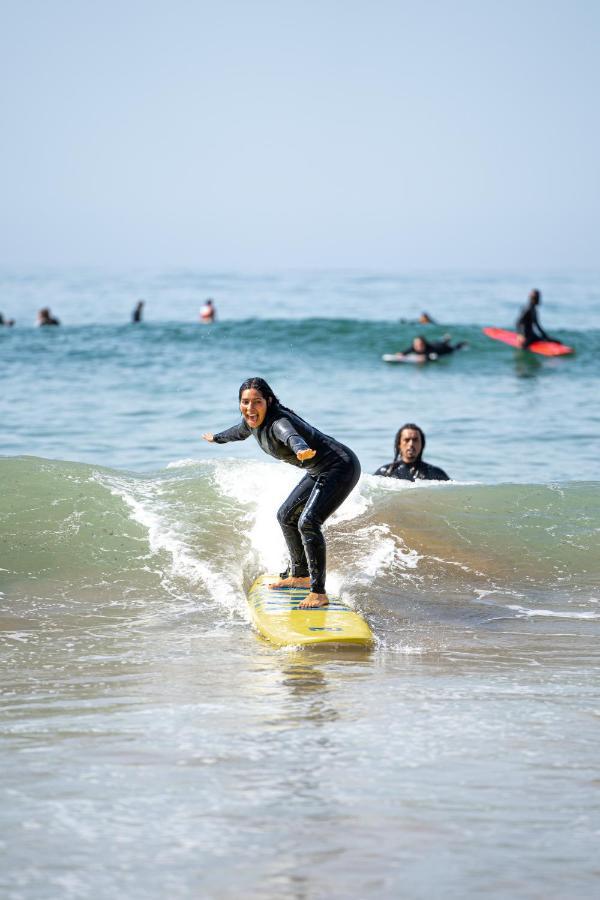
[202,377,361,608]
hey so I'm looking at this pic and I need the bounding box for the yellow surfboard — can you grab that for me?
[247,574,374,648]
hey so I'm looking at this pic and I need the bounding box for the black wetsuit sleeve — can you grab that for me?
[271,418,311,456]
[373,463,394,476]
[426,464,450,481]
[531,308,551,340]
[213,421,252,443]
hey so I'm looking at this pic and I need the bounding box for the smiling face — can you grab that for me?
[399,428,423,464]
[240,387,268,428]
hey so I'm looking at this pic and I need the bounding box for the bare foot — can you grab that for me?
[299,592,329,609]
[269,576,311,590]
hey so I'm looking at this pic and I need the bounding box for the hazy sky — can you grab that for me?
[1,0,599,268]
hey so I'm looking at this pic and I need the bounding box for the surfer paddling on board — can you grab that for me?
[395,335,467,361]
[394,336,438,361]
[516,289,557,348]
[202,377,360,608]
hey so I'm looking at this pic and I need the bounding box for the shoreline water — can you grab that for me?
[2,454,599,898]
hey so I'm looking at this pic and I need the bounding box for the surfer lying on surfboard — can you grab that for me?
[202,377,361,609]
[391,335,467,362]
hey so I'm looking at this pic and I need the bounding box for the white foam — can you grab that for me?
[96,471,240,612]
[95,460,428,617]
[507,604,600,620]
[353,524,420,578]
[213,460,383,588]
[362,473,480,492]
[329,479,370,523]
[166,457,209,469]
[212,459,291,574]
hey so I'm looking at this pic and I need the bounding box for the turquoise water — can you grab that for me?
[1,269,600,898]
[2,267,599,479]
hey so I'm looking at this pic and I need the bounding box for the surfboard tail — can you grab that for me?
[247,575,374,648]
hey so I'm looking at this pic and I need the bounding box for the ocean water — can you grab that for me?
[1,269,600,898]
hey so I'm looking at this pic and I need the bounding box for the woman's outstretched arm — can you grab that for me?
[203,421,252,443]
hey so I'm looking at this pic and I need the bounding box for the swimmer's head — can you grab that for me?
[238,377,279,429]
[412,336,427,353]
[394,423,425,464]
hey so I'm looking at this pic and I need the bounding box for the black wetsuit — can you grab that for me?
[213,405,360,593]
[373,458,450,481]
[400,341,437,360]
[430,339,466,356]
[516,305,551,348]
[401,340,465,359]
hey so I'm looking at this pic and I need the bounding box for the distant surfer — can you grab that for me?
[0,312,15,326]
[516,289,556,348]
[36,307,60,326]
[132,300,144,323]
[392,335,465,362]
[199,298,216,323]
[418,311,436,324]
[203,377,360,608]
[394,336,438,361]
[374,423,450,481]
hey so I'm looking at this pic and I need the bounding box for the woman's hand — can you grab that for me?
[202,433,215,442]
[297,448,316,462]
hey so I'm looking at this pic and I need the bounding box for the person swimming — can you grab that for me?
[132,300,144,323]
[373,423,450,481]
[199,299,216,323]
[36,308,60,326]
[0,313,15,327]
[203,377,361,608]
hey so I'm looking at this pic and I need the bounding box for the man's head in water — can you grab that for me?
[238,377,279,429]
[412,336,428,354]
[528,289,541,306]
[394,423,426,464]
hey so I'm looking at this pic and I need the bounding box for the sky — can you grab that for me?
[1,0,599,269]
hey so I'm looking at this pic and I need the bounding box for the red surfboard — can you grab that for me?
[483,327,574,357]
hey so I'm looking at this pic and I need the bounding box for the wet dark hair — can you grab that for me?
[394,423,426,460]
[414,335,434,352]
[238,377,280,408]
